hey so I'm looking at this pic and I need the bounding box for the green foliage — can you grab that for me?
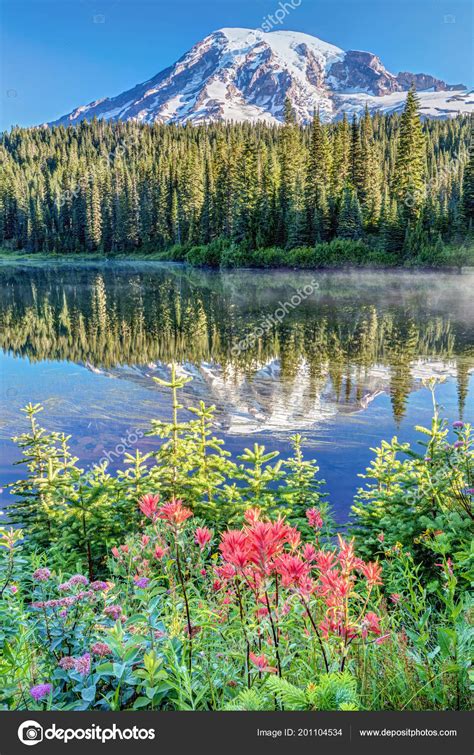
[170,238,474,269]
[266,672,360,710]
[392,88,427,219]
[6,372,330,573]
[351,380,473,584]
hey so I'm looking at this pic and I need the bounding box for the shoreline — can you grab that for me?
[1,249,473,274]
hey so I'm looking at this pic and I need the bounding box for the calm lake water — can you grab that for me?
[0,261,473,521]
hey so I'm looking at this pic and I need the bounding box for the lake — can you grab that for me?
[1,260,473,522]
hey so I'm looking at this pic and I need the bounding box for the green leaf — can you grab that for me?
[81,685,96,702]
[132,696,151,709]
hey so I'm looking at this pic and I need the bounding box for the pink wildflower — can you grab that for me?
[73,653,91,676]
[194,527,213,550]
[154,545,168,560]
[243,507,262,524]
[138,493,160,520]
[68,574,89,587]
[104,604,123,621]
[302,543,317,563]
[134,576,150,589]
[33,568,51,582]
[90,580,108,591]
[359,561,383,587]
[249,653,277,674]
[157,499,193,525]
[362,612,382,637]
[91,642,111,657]
[58,657,75,670]
[306,508,323,530]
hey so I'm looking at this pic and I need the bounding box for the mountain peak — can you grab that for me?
[49,28,472,127]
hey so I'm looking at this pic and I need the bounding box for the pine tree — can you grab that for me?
[392,88,426,219]
[462,116,474,224]
[350,115,363,195]
[85,176,102,250]
[331,114,351,197]
[280,98,303,245]
[337,188,362,239]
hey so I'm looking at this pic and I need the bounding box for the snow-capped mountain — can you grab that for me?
[50,27,473,126]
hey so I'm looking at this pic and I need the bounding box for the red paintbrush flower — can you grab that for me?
[154,544,168,560]
[362,611,382,637]
[359,561,383,587]
[138,493,160,520]
[243,507,262,524]
[275,553,310,588]
[302,543,317,563]
[249,652,277,674]
[219,530,251,568]
[306,507,323,529]
[314,549,335,573]
[157,499,193,525]
[194,527,213,550]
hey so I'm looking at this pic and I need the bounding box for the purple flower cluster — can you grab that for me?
[133,576,150,589]
[90,580,108,591]
[73,653,91,676]
[104,604,123,621]
[59,653,91,675]
[33,568,51,582]
[31,590,94,610]
[91,642,111,657]
[30,683,52,701]
[59,574,89,591]
[58,656,76,670]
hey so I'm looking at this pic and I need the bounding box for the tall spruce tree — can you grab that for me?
[337,187,362,239]
[462,116,474,224]
[392,88,426,220]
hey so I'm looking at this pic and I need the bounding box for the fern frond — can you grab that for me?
[224,688,265,711]
[307,671,360,711]
[265,676,308,709]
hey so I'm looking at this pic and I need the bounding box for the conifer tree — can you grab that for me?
[462,116,474,224]
[337,187,362,239]
[392,88,426,219]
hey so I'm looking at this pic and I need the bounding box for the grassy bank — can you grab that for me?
[160,238,474,269]
[2,237,473,270]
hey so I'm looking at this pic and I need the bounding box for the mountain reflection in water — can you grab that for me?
[0,262,473,517]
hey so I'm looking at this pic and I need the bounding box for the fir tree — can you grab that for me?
[462,116,474,224]
[392,88,426,219]
[337,188,362,239]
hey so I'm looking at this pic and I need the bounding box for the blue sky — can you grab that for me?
[1,0,472,130]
